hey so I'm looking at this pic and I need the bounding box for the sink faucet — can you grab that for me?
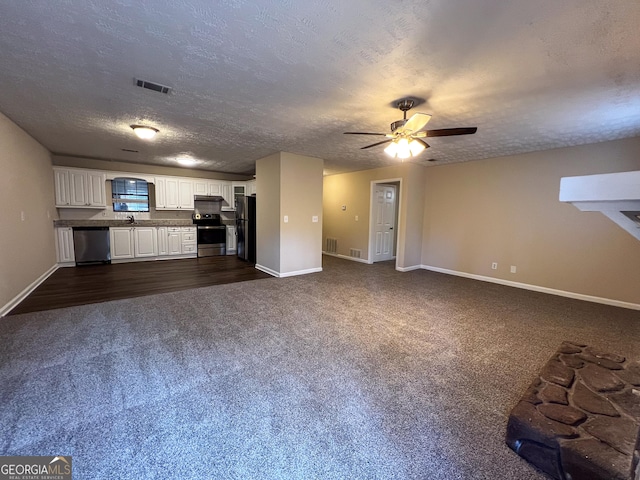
[127,215,135,224]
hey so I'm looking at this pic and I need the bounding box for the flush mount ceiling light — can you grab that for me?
[176,157,197,166]
[130,125,159,140]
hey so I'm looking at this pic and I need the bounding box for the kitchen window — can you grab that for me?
[112,178,149,212]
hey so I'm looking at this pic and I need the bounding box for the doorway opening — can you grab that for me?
[368,179,401,265]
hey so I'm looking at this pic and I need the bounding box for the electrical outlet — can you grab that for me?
[491,262,498,270]
[355,215,359,221]
[21,211,25,222]
[510,265,517,273]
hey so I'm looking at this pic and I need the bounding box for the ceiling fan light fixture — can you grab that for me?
[409,139,426,156]
[384,141,399,157]
[384,137,427,159]
[397,138,411,159]
[130,125,159,140]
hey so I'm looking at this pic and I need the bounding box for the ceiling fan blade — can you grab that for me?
[361,139,393,150]
[344,132,387,136]
[415,138,430,149]
[399,113,431,134]
[425,127,478,137]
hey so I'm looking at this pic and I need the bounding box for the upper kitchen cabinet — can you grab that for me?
[208,181,222,196]
[207,180,233,210]
[155,176,194,210]
[193,180,208,196]
[232,182,246,199]
[53,167,106,208]
[246,180,256,196]
[221,182,233,210]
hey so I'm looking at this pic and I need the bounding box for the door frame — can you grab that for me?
[368,178,402,266]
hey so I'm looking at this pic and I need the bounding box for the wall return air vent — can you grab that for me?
[134,78,171,94]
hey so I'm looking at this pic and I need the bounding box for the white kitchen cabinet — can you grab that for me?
[208,181,223,196]
[178,179,194,209]
[193,180,208,196]
[246,179,256,196]
[181,226,197,254]
[133,227,158,257]
[87,171,107,206]
[157,227,168,256]
[155,176,194,210]
[221,182,234,211]
[164,177,180,209]
[110,227,135,260]
[226,225,237,254]
[155,177,166,209]
[55,227,75,264]
[54,167,106,208]
[232,182,246,207]
[209,180,232,208]
[54,169,71,206]
[167,227,182,255]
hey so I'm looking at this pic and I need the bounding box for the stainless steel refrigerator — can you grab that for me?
[236,195,256,262]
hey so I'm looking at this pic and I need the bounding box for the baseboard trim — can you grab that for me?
[0,264,59,317]
[396,265,422,272]
[255,264,279,277]
[279,267,323,278]
[421,265,640,311]
[322,251,371,264]
[255,264,323,278]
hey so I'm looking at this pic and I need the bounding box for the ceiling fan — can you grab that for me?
[344,99,477,159]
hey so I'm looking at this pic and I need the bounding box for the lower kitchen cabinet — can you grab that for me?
[59,226,198,265]
[55,227,75,264]
[133,227,157,257]
[155,226,197,257]
[181,227,197,254]
[167,228,183,255]
[110,227,135,260]
[157,227,168,255]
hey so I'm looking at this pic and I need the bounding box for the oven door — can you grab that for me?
[197,226,226,257]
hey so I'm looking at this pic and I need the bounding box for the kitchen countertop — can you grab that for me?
[53,220,195,227]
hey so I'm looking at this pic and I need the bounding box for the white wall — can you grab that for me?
[323,163,426,269]
[279,152,323,275]
[256,152,323,276]
[421,137,640,306]
[256,153,282,274]
[0,112,56,312]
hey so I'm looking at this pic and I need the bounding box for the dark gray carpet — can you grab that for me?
[1,255,638,479]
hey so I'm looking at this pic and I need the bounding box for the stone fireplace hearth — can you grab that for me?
[506,341,640,480]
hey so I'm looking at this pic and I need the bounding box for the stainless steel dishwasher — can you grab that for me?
[73,227,111,265]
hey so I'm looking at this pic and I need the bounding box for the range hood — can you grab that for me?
[559,171,640,240]
[194,195,228,205]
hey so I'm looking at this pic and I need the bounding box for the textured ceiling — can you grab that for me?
[1,1,640,176]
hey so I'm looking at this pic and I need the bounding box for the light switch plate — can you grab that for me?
[284,215,288,223]
[312,216,318,223]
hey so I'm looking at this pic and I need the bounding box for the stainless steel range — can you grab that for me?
[192,213,226,257]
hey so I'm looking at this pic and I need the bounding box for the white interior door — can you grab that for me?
[373,184,396,262]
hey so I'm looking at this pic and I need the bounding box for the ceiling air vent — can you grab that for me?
[134,78,171,94]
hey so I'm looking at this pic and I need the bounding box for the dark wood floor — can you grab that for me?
[9,256,271,315]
